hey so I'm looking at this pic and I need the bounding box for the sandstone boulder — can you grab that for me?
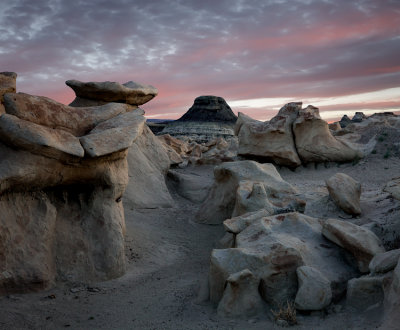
[295,266,332,311]
[236,102,302,167]
[66,79,157,106]
[196,160,305,224]
[322,218,385,272]
[326,173,361,215]
[293,106,362,163]
[217,269,265,318]
[370,249,400,274]
[80,110,146,157]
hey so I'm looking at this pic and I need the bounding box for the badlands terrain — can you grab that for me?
[0,72,399,329]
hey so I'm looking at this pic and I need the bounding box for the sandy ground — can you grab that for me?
[0,155,399,329]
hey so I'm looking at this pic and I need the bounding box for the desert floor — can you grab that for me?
[0,155,399,330]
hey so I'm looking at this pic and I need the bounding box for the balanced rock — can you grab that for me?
[322,218,385,272]
[196,160,305,224]
[326,173,361,215]
[160,96,237,142]
[217,269,265,318]
[295,266,332,311]
[236,102,302,167]
[66,79,157,107]
[293,105,362,163]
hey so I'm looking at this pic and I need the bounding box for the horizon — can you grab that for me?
[1,0,399,121]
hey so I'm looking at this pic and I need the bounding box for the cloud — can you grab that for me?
[0,0,399,120]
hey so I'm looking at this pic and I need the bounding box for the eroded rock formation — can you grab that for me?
[0,73,162,294]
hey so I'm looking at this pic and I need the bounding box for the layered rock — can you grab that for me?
[0,76,160,293]
[236,103,302,167]
[160,96,237,142]
[326,173,362,215]
[196,160,305,224]
[66,79,157,107]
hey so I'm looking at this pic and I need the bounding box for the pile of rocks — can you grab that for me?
[158,134,238,167]
[236,102,363,167]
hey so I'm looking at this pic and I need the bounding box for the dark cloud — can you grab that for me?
[0,0,399,119]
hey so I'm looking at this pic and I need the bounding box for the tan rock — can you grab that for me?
[293,105,362,163]
[124,126,174,209]
[196,160,305,224]
[3,93,129,136]
[217,269,265,318]
[157,134,190,154]
[326,173,361,215]
[328,122,341,131]
[80,110,146,157]
[322,218,385,272]
[223,209,272,234]
[0,114,84,159]
[0,72,16,102]
[66,79,157,106]
[236,103,302,167]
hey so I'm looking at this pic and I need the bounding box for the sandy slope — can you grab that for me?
[0,156,399,329]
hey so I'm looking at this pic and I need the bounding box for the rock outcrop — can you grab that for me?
[209,212,358,310]
[196,160,305,224]
[293,106,362,163]
[236,102,302,167]
[160,96,237,142]
[235,103,362,167]
[384,178,400,200]
[66,79,157,107]
[0,75,161,294]
[326,173,362,215]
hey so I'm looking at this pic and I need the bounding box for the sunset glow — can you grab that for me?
[1,0,399,121]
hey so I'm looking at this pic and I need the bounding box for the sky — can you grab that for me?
[1,0,399,121]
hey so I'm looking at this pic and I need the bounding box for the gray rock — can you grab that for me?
[196,160,305,224]
[295,266,332,311]
[369,249,400,274]
[381,257,400,329]
[339,115,352,128]
[347,276,385,311]
[326,173,361,215]
[322,218,385,272]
